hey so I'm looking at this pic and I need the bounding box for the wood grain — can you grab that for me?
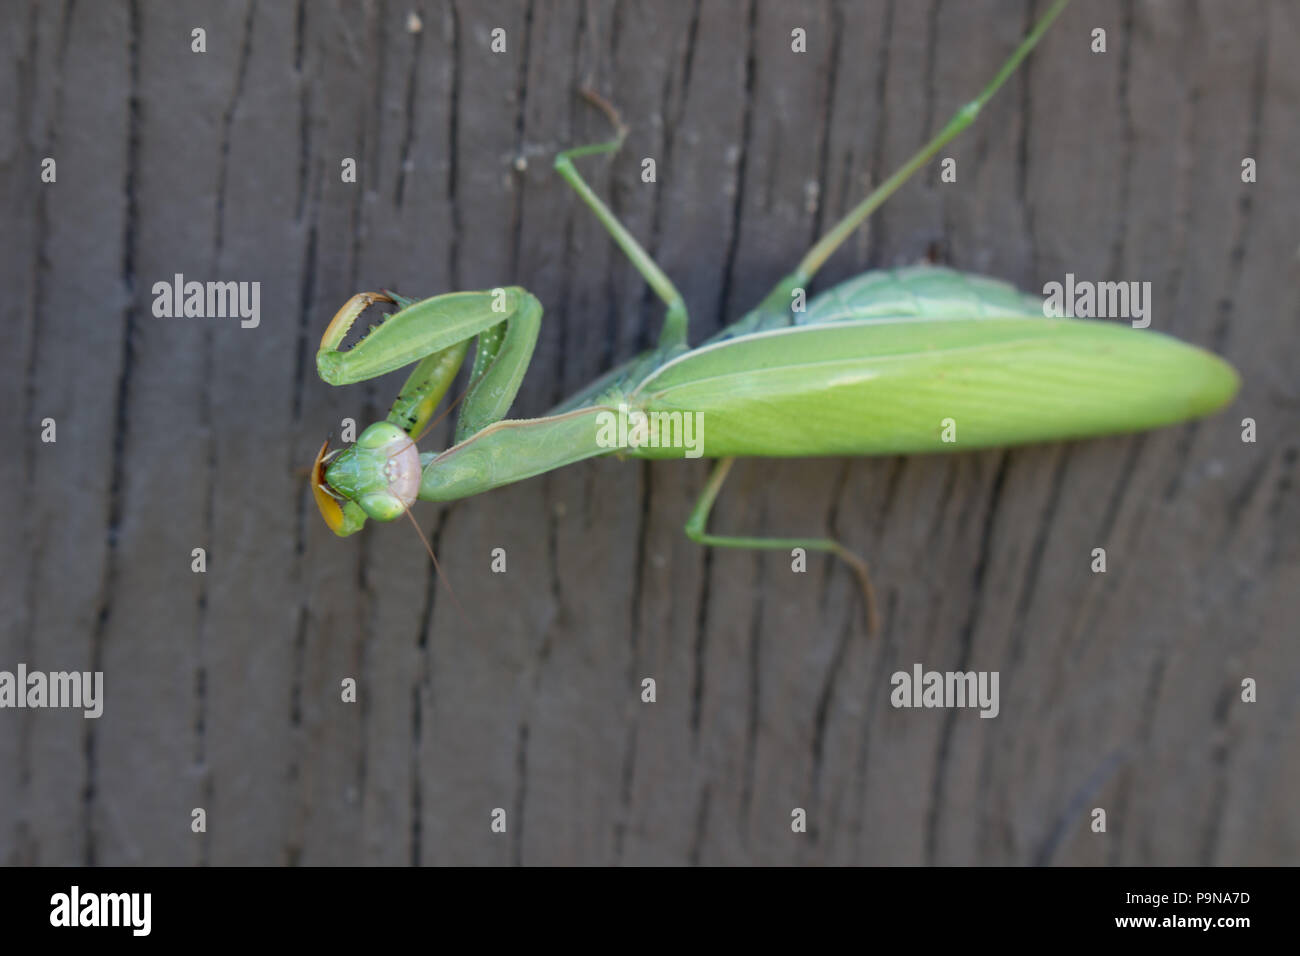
[1,0,1295,865]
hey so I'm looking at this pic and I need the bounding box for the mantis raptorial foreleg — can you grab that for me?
[312,287,543,536]
[386,344,471,439]
[316,287,543,441]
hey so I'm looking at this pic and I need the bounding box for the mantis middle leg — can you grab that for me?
[553,88,690,351]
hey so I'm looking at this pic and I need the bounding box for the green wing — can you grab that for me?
[796,264,1047,324]
[630,315,1239,459]
[701,264,1046,346]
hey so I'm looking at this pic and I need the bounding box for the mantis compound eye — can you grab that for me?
[310,437,347,534]
[357,491,407,521]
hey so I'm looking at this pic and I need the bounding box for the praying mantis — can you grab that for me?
[309,0,1238,630]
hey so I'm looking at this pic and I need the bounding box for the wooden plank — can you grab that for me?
[3,0,1295,866]
[11,0,133,865]
[0,0,59,867]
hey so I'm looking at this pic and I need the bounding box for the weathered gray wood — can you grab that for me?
[2,0,1296,866]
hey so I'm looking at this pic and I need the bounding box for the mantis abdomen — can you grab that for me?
[633,297,1237,459]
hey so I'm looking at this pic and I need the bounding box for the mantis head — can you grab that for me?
[310,422,422,536]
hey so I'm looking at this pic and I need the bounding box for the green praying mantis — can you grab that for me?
[310,0,1238,630]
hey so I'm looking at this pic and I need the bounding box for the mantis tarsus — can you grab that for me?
[310,0,1239,631]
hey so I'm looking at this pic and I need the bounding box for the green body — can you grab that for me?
[414,266,1235,503]
[310,0,1237,626]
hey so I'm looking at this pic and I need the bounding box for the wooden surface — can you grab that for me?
[2,0,1296,866]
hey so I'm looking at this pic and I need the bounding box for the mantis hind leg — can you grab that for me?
[554,88,689,350]
[684,458,881,633]
[757,0,1071,313]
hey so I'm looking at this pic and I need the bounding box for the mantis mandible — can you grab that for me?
[309,0,1238,630]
